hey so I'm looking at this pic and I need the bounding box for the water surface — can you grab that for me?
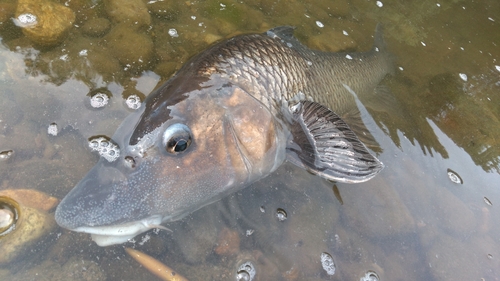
[0,0,499,280]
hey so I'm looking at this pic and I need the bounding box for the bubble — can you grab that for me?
[0,150,14,160]
[447,168,463,184]
[276,208,287,221]
[0,197,19,236]
[90,93,109,108]
[124,156,136,168]
[48,123,58,136]
[236,261,256,281]
[88,88,112,108]
[13,13,38,28]
[459,73,468,82]
[360,271,380,281]
[168,28,179,37]
[320,252,336,275]
[484,197,492,206]
[125,95,142,110]
[88,136,120,162]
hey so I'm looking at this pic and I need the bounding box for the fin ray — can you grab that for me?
[286,101,384,183]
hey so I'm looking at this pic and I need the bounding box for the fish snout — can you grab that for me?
[55,163,131,230]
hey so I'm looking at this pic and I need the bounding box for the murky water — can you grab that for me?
[0,0,499,280]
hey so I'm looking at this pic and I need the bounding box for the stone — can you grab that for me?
[105,24,154,72]
[15,0,75,46]
[171,210,219,264]
[0,201,56,265]
[81,18,111,37]
[430,186,478,237]
[339,176,416,239]
[214,227,240,256]
[0,2,16,26]
[104,0,151,27]
[147,0,181,20]
[7,257,106,280]
[425,233,484,280]
[0,189,58,212]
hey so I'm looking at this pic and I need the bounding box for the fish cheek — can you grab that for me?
[230,105,276,163]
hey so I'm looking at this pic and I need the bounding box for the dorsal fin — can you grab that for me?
[286,101,384,183]
[265,26,311,52]
[266,26,296,40]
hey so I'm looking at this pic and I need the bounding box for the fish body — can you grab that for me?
[55,25,392,246]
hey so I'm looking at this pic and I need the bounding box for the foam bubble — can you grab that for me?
[125,95,142,110]
[90,93,109,108]
[88,137,120,162]
[48,123,58,136]
[321,252,336,275]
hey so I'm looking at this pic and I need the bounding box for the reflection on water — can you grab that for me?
[0,0,499,280]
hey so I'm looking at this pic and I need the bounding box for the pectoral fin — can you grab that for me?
[286,101,384,183]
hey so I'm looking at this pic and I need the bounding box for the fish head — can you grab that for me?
[55,74,287,246]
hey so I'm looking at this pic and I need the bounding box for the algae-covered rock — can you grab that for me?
[0,2,16,26]
[81,18,111,37]
[340,177,416,239]
[8,257,106,280]
[104,0,151,27]
[0,192,57,265]
[105,24,154,72]
[14,0,75,46]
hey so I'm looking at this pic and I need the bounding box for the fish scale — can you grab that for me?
[193,26,392,117]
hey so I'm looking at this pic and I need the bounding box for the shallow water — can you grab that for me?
[0,0,499,280]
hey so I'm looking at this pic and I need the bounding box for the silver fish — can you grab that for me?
[55,25,392,246]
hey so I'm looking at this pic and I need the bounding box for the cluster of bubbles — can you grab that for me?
[320,252,336,275]
[0,150,14,161]
[47,123,58,136]
[13,13,37,28]
[125,94,142,110]
[88,137,120,162]
[90,93,110,108]
[235,261,256,281]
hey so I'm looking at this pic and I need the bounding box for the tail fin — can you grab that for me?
[372,23,386,53]
[372,23,395,75]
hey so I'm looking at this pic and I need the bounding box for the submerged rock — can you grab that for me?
[104,0,151,27]
[81,18,111,37]
[9,257,106,280]
[14,0,75,46]
[0,189,58,265]
[105,24,154,72]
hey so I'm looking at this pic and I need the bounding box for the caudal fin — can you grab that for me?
[372,23,395,74]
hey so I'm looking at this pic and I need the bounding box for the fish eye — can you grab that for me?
[162,123,192,154]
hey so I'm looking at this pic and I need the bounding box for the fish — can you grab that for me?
[55,25,392,246]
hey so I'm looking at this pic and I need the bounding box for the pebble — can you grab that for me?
[15,0,75,46]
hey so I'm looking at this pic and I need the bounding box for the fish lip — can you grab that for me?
[70,214,165,246]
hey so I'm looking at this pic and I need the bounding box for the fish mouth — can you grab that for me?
[72,215,164,246]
